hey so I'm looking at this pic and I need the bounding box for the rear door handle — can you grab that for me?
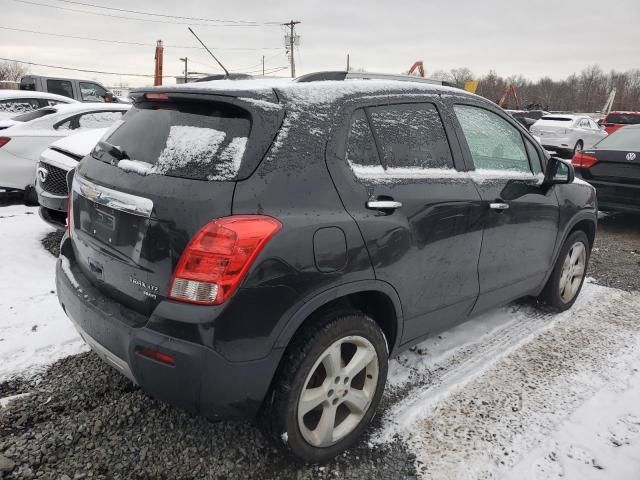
[489,202,510,211]
[366,200,403,210]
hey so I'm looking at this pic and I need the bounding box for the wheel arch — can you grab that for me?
[274,280,404,357]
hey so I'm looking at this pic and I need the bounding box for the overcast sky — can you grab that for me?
[2,0,639,89]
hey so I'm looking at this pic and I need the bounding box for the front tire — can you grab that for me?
[538,230,590,310]
[263,311,388,462]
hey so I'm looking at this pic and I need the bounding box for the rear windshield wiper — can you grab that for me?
[97,140,129,161]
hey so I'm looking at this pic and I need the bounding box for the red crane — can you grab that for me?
[408,60,425,78]
[497,84,521,109]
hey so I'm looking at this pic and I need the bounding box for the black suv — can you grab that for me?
[56,75,597,462]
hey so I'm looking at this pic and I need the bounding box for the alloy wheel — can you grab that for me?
[559,241,587,303]
[297,335,379,447]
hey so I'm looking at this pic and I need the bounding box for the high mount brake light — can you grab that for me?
[0,137,11,148]
[168,215,282,305]
[572,151,598,169]
[144,93,169,101]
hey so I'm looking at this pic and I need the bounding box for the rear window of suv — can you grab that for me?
[97,100,251,181]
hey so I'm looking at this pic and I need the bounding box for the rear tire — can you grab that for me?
[262,311,388,463]
[538,230,590,311]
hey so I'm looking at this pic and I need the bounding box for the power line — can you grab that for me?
[0,56,290,78]
[52,0,263,24]
[9,0,274,27]
[0,26,282,51]
[0,56,176,78]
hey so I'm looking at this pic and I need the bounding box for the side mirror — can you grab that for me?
[545,156,575,185]
[103,92,116,103]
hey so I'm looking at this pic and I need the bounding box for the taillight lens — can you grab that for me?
[168,215,282,305]
[0,137,11,148]
[572,151,598,169]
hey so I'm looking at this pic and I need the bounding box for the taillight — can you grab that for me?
[572,151,598,169]
[0,137,11,148]
[168,215,282,305]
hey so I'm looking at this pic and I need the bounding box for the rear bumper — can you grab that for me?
[576,174,640,213]
[55,236,281,418]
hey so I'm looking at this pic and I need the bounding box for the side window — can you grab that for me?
[56,111,125,131]
[80,82,107,102]
[454,105,530,173]
[579,118,590,128]
[47,80,74,99]
[524,138,543,174]
[345,109,382,175]
[368,103,454,170]
[588,119,599,130]
[77,111,125,129]
[0,98,39,114]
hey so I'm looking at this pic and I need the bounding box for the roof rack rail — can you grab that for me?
[295,70,452,87]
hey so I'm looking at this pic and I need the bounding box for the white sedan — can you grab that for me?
[530,114,607,157]
[0,103,130,203]
[0,89,78,123]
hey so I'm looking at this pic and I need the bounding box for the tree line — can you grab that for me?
[430,65,640,113]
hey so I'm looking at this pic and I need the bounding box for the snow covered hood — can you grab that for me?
[48,128,108,157]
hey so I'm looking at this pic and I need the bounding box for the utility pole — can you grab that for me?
[346,54,350,72]
[262,55,265,76]
[282,20,301,78]
[154,40,163,86]
[179,57,188,83]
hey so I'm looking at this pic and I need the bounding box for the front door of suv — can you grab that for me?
[327,98,484,344]
[451,102,560,314]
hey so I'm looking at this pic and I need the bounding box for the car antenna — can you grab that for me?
[188,27,230,77]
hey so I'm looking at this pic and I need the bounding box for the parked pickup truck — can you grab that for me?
[20,75,120,103]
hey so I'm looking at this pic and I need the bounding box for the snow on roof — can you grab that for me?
[140,78,464,107]
[49,128,107,157]
[0,89,79,103]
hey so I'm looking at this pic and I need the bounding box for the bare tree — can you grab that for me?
[0,61,29,83]
[447,65,638,112]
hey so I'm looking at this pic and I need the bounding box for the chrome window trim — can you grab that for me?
[72,174,153,218]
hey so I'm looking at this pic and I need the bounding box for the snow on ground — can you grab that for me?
[0,201,639,479]
[379,281,640,479]
[0,204,86,381]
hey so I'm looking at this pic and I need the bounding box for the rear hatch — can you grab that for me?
[69,91,284,317]
[531,117,574,139]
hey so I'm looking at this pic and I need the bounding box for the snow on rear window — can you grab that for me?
[153,125,227,174]
[208,136,248,181]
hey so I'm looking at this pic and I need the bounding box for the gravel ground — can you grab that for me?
[0,198,638,480]
[589,212,640,292]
